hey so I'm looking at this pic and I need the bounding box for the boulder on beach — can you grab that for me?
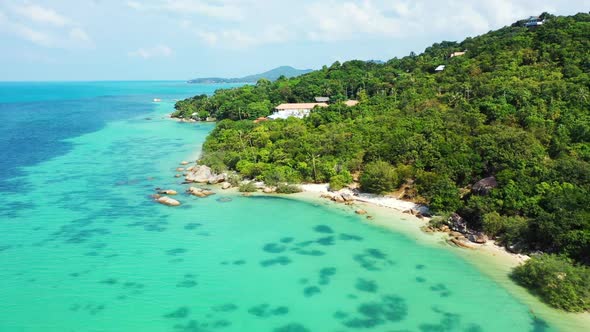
[185,165,213,183]
[468,232,488,244]
[449,238,474,249]
[157,196,181,206]
[221,182,232,190]
[158,189,178,195]
[207,174,227,184]
[263,187,275,194]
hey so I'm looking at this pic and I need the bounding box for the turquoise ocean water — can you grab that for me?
[0,82,563,331]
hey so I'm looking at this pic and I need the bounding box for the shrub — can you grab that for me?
[360,161,399,194]
[482,212,506,237]
[329,171,353,191]
[512,254,590,312]
[262,166,300,186]
[238,181,258,193]
[227,173,242,187]
[275,183,302,194]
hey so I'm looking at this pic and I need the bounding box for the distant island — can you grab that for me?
[188,66,313,84]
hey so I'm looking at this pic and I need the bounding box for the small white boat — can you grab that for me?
[153,98,162,102]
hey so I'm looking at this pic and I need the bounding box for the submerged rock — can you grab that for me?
[180,161,189,165]
[157,196,181,206]
[158,189,178,195]
[355,209,367,215]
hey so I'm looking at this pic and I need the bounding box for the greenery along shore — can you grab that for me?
[174,13,590,312]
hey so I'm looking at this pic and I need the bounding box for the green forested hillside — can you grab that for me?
[177,13,590,311]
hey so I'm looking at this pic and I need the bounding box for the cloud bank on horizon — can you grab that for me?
[0,0,588,80]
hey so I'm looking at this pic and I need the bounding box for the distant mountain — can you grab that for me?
[188,66,313,84]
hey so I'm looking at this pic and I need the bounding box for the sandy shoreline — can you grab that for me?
[299,183,528,265]
[286,185,590,331]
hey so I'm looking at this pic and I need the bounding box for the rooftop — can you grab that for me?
[275,103,329,110]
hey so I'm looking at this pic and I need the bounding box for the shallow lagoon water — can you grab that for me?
[0,82,567,331]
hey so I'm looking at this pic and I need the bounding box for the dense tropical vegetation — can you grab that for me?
[176,13,590,311]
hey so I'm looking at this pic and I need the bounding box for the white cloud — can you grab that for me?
[0,2,93,48]
[197,25,291,49]
[128,45,174,58]
[12,3,70,27]
[14,24,55,46]
[126,0,244,21]
[306,1,404,41]
[69,27,91,43]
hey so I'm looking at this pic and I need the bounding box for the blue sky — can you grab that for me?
[0,0,588,81]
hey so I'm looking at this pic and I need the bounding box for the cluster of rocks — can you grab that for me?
[320,189,355,204]
[154,162,236,207]
[319,189,374,219]
[423,213,489,249]
[402,208,427,219]
[187,187,215,198]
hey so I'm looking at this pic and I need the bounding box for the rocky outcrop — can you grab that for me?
[187,187,215,197]
[184,165,228,184]
[263,187,275,193]
[449,213,468,233]
[221,182,232,190]
[185,165,212,183]
[321,189,356,203]
[157,196,181,206]
[207,174,227,184]
[158,189,178,195]
[472,176,498,196]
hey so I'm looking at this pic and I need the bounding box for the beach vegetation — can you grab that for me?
[238,181,258,193]
[512,254,590,312]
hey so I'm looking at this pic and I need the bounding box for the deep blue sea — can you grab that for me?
[0,81,585,331]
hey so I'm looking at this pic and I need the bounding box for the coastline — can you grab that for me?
[284,185,590,331]
[300,183,528,264]
[165,115,590,330]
